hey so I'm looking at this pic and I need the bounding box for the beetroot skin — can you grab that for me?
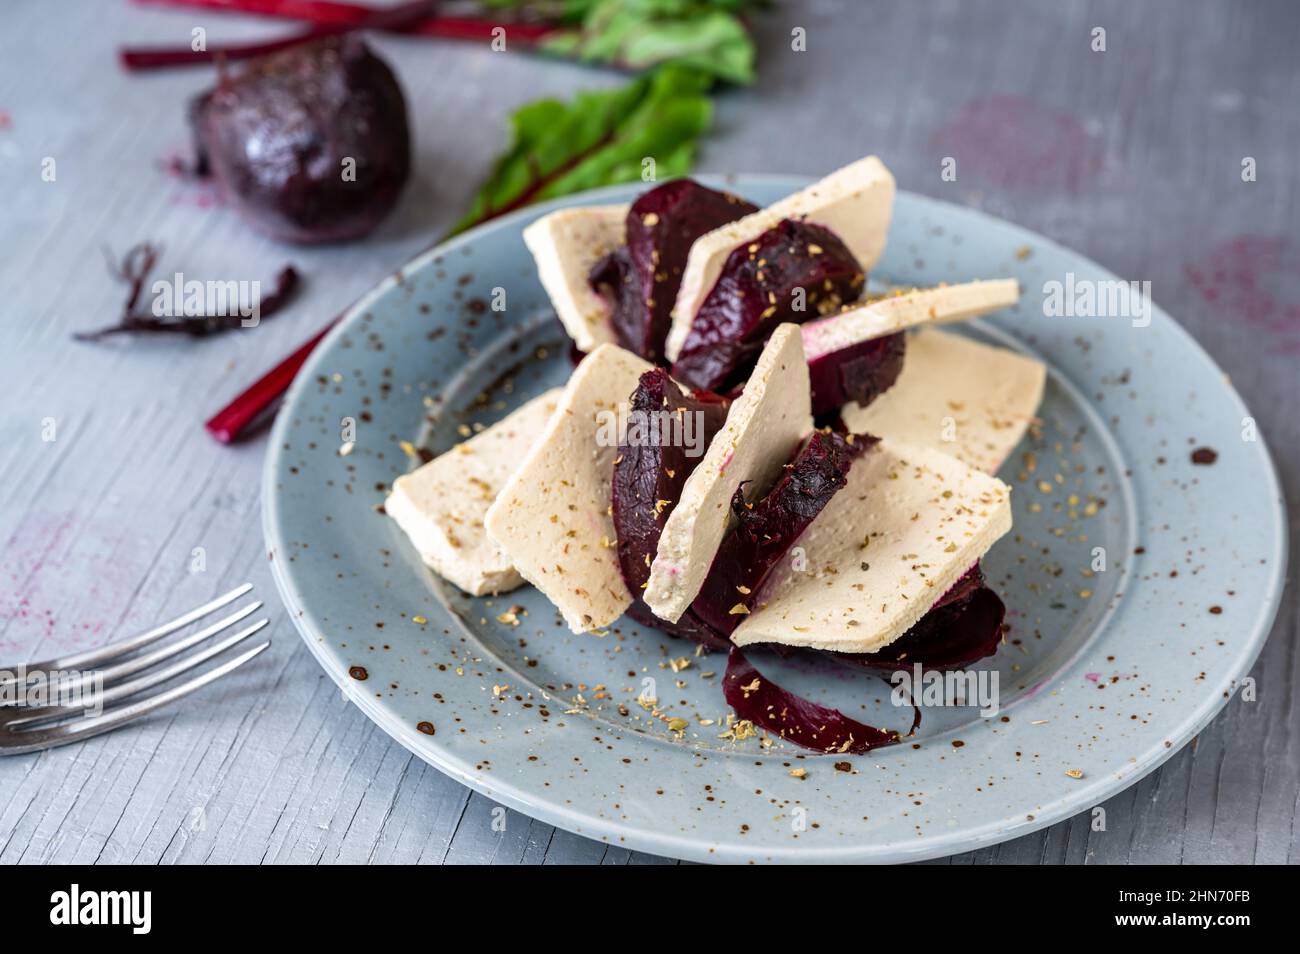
[193,36,410,243]
[690,430,874,637]
[671,219,865,393]
[589,180,758,362]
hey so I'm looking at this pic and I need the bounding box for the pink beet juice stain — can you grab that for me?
[930,94,1105,193]
[1184,235,1300,352]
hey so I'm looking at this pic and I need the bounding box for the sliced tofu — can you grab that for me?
[386,390,562,596]
[665,156,896,362]
[643,324,812,623]
[522,205,629,352]
[485,344,652,633]
[843,328,1046,474]
[800,279,1020,360]
[731,438,1012,654]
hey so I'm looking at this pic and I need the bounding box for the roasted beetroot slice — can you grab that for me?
[808,331,906,418]
[724,647,917,754]
[611,369,729,596]
[690,430,876,638]
[671,219,866,392]
[194,36,410,244]
[589,180,758,362]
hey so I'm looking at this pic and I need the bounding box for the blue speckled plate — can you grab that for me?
[263,177,1287,864]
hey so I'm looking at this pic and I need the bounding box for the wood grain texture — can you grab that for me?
[1,0,1296,865]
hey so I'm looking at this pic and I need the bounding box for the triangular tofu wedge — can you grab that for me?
[387,389,562,596]
[485,345,652,632]
[843,328,1046,474]
[665,156,896,362]
[801,279,1020,360]
[643,324,812,623]
[731,438,1012,653]
[522,205,628,352]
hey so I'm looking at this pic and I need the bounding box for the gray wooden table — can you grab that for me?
[2,0,1296,864]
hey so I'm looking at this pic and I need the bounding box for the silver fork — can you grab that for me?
[0,583,270,755]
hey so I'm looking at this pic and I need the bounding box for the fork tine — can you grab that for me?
[0,583,255,681]
[1,641,271,754]
[3,618,270,730]
[19,601,263,701]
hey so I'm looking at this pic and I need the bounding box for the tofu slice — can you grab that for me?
[643,324,812,623]
[731,438,1012,654]
[665,156,896,362]
[522,205,629,352]
[386,390,562,596]
[485,344,652,633]
[843,328,1046,474]
[800,279,1020,360]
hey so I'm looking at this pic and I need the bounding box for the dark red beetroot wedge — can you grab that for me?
[724,647,918,754]
[690,430,875,638]
[611,368,730,617]
[807,331,906,418]
[671,219,865,393]
[194,35,410,243]
[589,180,758,363]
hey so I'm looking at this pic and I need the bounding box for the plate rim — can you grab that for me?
[263,177,1289,864]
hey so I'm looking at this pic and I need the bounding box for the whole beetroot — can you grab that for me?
[193,35,410,243]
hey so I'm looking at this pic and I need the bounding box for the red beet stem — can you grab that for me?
[204,318,338,442]
[124,0,554,70]
[136,0,393,26]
